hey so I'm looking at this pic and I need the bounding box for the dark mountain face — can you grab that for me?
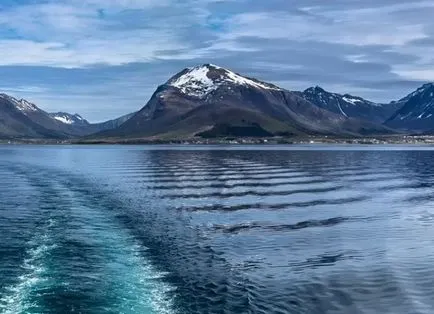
[99,64,391,139]
[297,86,400,123]
[385,83,434,131]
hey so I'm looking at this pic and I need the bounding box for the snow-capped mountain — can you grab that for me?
[386,83,434,131]
[0,93,67,138]
[13,99,39,113]
[296,86,400,123]
[167,64,281,98]
[97,64,391,140]
[0,94,39,113]
[8,64,434,140]
[0,93,135,139]
[49,112,89,126]
[0,93,72,131]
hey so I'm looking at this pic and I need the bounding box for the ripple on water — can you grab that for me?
[2,148,434,313]
[0,168,178,314]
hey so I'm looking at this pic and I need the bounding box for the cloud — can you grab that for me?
[219,6,428,46]
[0,85,49,95]
[0,1,192,67]
[392,69,434,81]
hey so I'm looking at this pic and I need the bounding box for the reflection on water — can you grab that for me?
[1,145,434,313]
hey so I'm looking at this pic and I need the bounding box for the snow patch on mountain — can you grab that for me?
[169,64,281,98]
[50,113,87,125]
[171,66,217,97]
[336,100,348,117]
[53,115,74,124]
[342,96,362,105]
[211,64,281,91]
[15,99,38,112]
[0,94,39,113]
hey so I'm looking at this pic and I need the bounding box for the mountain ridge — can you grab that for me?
[2,64,434,140]
[294,86,401,123]
[385,83,434,131]
[93,64,394,140]
[0,93,136,139]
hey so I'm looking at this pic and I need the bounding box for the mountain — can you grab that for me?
[50,112,89,126]
[296,86,400,123]
[49,111,136,136]
[0,94,68,139]
[95,64,391,140]
[385,83,434,131]
[0,93,135,139]
[0,94,93,138]
[10,64,434,141]
[93,112,136,131]
[46,112,95,137]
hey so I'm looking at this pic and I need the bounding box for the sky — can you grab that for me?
[0,0,434,122]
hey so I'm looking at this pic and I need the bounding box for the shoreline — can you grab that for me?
[1,135,434,145]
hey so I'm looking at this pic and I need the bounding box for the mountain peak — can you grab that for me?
[304,86,328,94]
[0,93,39,113]
[386,82,434,129]
[399,82,434,102]
[0,93,11,99]
[167,64,281,98]
[421,82,434,89]
[200,63,219,69]
[169,65,218,97]
[50,112,89,125]
[16,99,39,112]
[413,82,434,93]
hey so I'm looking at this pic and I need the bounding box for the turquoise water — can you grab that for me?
[1,145,434,313]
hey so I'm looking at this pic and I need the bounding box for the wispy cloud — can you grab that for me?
[0,1,191,67]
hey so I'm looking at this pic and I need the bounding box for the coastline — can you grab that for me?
[2,135,434,145]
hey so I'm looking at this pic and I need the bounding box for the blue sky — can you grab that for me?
[0,0,433,121]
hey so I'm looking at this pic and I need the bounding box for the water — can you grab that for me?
[1,145,434,313]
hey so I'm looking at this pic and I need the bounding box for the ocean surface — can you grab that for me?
[1,145,434,313]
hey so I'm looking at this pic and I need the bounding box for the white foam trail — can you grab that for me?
[127,242,177,314]
[62,194,178,314]
[96,231,177,314]
[0,230,56,314]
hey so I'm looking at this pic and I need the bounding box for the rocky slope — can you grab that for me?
[297,86,400,123]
